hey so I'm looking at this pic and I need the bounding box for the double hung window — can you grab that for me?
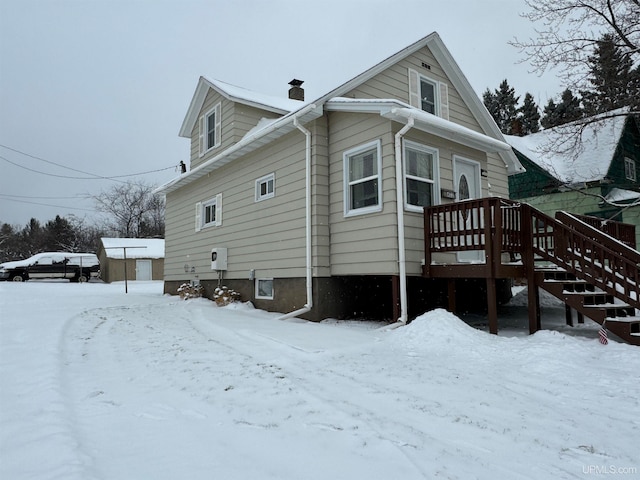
[625,157,636,181]
[344,140,382,216]
[408,68,449,120]
[199,102,221,155]
[403,141,439,211]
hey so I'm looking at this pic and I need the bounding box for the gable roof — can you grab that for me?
[505,112,629,184]
[160,32,521,195]
[312,32,521,174]
[99,238,165,259]
[179,77,305,138]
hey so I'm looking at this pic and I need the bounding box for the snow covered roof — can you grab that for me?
[100,238,165,259]
[179,77,305,138]
[506,113,628,184]
[161,32,522,196]
[604,187,640,203]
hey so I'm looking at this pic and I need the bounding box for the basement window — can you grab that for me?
[255,278,274,299]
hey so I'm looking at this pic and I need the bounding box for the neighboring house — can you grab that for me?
[507,112,640,246]
[155,32,522,322]
[97,238,165,283]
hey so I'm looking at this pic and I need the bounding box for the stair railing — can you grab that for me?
[521,205,640,310]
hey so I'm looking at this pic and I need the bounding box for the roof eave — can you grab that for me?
[158,103,323,196]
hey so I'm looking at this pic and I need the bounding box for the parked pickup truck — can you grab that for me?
[0,252,100,282]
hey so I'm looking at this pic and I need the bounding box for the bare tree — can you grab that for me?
[92,181,165,238]
[511,1,640,157]
[512,0,640,92]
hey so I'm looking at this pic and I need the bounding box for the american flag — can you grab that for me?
[599,326,608,345]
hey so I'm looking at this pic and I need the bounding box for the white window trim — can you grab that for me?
[343,139,383,217]
[403,140,440,213]
[198,102,222,156]
[195,193,222,232]
[625,157,636,181]
[408,68,449,120]
[255,173,275,202]
[255,278,274,300]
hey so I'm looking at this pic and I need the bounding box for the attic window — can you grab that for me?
[625,157,636,181]
[420,78,437,114]
[408,69,449,120]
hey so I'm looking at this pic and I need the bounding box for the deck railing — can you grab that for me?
[423,198,523,276]
[424,199,640,310]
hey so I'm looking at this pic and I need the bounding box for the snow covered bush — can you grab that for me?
[177,282,203,300]
[213,286,241,306]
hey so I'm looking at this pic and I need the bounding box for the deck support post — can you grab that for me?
[565,304,573,326]
[528,284,541,334]
[521,203,541,334]
[448,279,456,313]
[487,278,498,334]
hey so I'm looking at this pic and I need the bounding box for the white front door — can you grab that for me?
[136,259,152,281]
[454,156,483,263]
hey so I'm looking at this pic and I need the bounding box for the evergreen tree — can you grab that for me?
[483,88,499,126]
[581,34,640,115]
[518,93,541,134]
[20,218,45,257]
[541,89,583,128]
[482,79,520,134]
[541,99,559,129]
[43,215,77,252]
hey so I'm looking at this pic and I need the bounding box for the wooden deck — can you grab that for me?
[422,198,640,345]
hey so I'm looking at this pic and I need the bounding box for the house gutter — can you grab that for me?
[277,118,313,320]
[393,118,415,325]
[155,103,321,196]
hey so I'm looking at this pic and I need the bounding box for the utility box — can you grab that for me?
[211,248,228,270]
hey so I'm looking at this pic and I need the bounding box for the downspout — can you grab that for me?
[278,117,313,320]
[393,118,415,325]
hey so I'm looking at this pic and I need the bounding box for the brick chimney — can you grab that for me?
[288,79,304,101]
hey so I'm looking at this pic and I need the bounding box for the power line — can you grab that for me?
[0,196,97,212]
[0,154,124,181]
[0,144,179,180]
[0,193,91,200]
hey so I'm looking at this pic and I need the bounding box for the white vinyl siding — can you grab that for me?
[165,123,323,282]
[344,140,382,216]
[408,68,449,120]
[403,140,439,211]
[195,193,222,232]
[255,173,275,201]
[199,102,221,156]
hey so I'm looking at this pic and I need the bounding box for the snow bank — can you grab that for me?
[388,308,491,349]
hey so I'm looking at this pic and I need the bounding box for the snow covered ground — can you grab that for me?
[1,281,638,479]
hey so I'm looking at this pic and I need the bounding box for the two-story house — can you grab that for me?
[156,32,522,322]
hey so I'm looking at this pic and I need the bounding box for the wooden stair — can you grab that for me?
[422,198,640,345]
[535,268,640,345]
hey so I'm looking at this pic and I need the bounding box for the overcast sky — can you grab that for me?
[0,0,564,227]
